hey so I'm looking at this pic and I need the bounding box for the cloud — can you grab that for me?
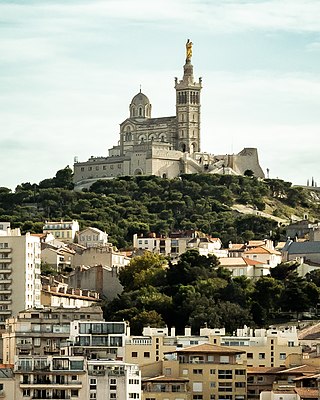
[1,0,320,36]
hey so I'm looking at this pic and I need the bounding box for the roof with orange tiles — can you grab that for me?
[173,343,245,354]
[277,365,319,375]
[219,257,263,267]
[294,388,319,398]
[242,257,265,266]
[247,367,286,374]
[244,246,281,255]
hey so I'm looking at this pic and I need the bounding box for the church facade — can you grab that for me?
[73,41,264,190]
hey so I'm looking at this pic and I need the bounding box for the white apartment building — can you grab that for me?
[67,320,129,360]
[87,359,141,400]
[133,231,227,259]
[77,227,109,248]
[0,224,41,331]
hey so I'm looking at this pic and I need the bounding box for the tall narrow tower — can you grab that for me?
[175,39,202,154]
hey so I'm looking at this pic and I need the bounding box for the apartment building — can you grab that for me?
[0,224,41,331]
[67,320,129,360]
[125,326,220,366]
[77,227,109,248]
[43,220,80,243]
[217,326,301,368]
[133,231,227,260]
[87,359,141,400]
[68,265,125,301]
[2,306,103,364]
[14,355,87,399]
[142,343,247,400]
[125,325,301,369]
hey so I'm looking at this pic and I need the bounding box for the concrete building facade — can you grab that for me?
[0,225,41,331]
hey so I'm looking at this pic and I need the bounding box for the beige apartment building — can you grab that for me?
[43,220,80,243]
[0,224,41,332]
[125,325,301,370]
[217,326,301,368]
[142,343,247,400]
[2,306,103,365]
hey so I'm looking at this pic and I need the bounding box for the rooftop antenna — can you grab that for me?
[139,84,142,93]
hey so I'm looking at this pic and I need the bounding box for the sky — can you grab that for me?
[1,0,320,190]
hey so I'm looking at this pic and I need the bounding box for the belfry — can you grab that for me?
[73,40,264,190]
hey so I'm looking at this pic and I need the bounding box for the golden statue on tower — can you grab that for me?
[186,39,193,62]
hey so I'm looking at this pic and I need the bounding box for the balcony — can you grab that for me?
[89,369,105,376]
[0,258,11,263]
[0,290,11,295]
[0,309,12,315]
[0,248,12,253]
[0,267,11,273]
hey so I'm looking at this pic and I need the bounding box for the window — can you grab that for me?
[258,353,265,359]
[90,378,97,390]
[110,385,117,391]
[280,353,286,360]
[23,390,31,397]
[210,369,216,374]
[257,376,264,382]
[235,382,246,388]
[218,382,232,392]
[218,370,232,379]
[71,389,79,397]
[132,352,138,358]
[165,368,171,375]
[247,352,253,359]
[110,379,117,384]
[288,341,294,347]
[220,355,230,364]
[90,394,96,399]
[193,382,203,392]
[210,382,216,388]
[235,369,245,375]
[110,394,117,399]
[129,394,139,399]
[144,352,150,358]
[193,396,203,400]
[193,369,203,374]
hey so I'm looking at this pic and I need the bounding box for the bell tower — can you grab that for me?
[175,39,202,154]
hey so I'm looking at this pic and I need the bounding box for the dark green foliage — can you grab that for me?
[105,251,320,334]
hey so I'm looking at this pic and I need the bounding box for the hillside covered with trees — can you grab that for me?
[104,251,320,334]
[0,167,319,248]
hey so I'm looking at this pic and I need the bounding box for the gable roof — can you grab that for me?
[244,246,281,255]
[286,241,320,255]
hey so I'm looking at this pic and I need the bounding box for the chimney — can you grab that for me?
[185,327,191,336]
[171,327,176,337]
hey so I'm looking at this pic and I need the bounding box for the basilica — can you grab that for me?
[73,41,264,190]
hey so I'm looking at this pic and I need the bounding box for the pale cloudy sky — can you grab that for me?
[1,0,320,189]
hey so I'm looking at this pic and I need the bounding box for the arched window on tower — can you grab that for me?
[139,107,143,116]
